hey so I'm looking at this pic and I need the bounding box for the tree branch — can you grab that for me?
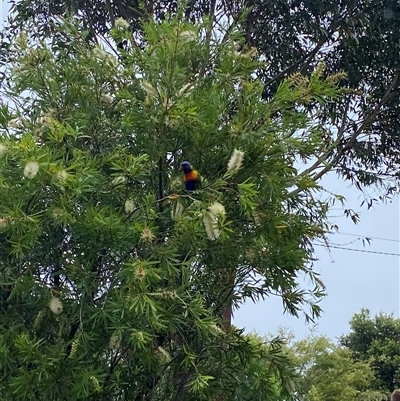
[205,0,217,46]
[293,97,351,182]
[264,13,341,90]
[311,72,400,182]
[288,71,400,197]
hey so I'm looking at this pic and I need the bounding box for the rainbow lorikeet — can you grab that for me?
[179,161,200,190]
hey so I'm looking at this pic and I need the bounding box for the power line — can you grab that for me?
[318,239,359,247]
[314,243,400,257]
[337,231,400,243]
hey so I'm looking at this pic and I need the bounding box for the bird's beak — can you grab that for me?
[179,166,183,171]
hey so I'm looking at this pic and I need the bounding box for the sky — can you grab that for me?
[234,173,400,341]
[1,2,8,26]
[1,1,399,342]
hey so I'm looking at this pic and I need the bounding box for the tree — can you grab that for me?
[0,15,346,400]
[340,309,400,394]
[284,332,386,401]
[5,0,400,199]
[231,335,298,401]
[236,0,400,197]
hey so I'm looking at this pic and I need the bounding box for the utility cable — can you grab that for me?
[314,243,400,257]
[337,231,400,243]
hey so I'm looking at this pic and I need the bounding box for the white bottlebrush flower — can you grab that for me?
[57,170,68,182]
[315,61,326,76]
[49,297,63,315]
[15,31,28,49]
[38,109,55,127]
[112,176,127,186]
[208,202,226,217]
[161,290,178,300]
[100,93,113,104]
[93,46,108,60]
[68,337,80,359]
[115,18,130,29]
[8,118,24,129]
[109,335,120,348]
[90,376,101,393]
[0,143,6,157]
[23,161,39,179]
[237,47,258,58]
[135,263,147,280]
[140,227,155,242]
[157,346,172,362]
[0,217,9,229]
[12,65,26,76]
[245,47,258,57]
[180,30,197,43]
[39,115,51,126]
[124,199,135,214]
[227,149,244,173]
[107,55,119,68]
[203,212,220,241]
[171,201,185,219]
[141,80,158,98]
[210,324,224,335]
[177,83,193,97]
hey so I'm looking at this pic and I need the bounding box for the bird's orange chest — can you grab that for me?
[184,170,199,182]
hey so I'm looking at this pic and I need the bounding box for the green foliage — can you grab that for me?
[283,332,386,401]
[235,0,400,195]
[6,0,400,197]
[0,14,347,401]
[233,335,298,401]
[340,309,400,393]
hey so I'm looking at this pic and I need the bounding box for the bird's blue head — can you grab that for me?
[179,161,192,174]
